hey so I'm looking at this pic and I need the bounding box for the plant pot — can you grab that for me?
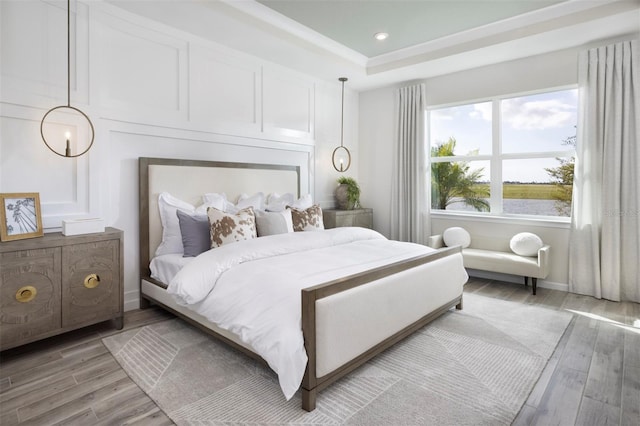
[334,184,353,210]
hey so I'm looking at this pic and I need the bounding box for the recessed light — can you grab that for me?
[374,32,389,41]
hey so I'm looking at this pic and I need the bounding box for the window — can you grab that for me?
[429,88,577,218]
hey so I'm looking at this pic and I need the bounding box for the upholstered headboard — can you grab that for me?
[139,157,300,280]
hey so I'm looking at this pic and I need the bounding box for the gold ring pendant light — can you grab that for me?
[332,77,351,172]
[40,0,94,158]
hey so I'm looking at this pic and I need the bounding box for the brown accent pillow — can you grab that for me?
[207,207,257,248]
[289,205,324,232]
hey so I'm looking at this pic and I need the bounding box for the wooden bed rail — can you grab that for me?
[300,245,463,411]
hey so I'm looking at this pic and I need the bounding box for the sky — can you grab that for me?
[429,89,577,183]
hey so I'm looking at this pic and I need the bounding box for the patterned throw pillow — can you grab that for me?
[289,205,324,232]
[207,207,257,248]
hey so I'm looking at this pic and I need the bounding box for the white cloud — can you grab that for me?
[470,103,492,121]
[430,110,453,121]
[502,98,575,130]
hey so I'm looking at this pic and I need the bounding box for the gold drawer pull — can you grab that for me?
[16,286,37,303]
[84,273,100,288]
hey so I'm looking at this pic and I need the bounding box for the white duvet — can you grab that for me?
[167,227,436,400]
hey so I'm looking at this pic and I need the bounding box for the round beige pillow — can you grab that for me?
[510,232,543,256]
[443,227,471,248]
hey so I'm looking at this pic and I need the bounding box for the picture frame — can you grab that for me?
[0,193,44,242]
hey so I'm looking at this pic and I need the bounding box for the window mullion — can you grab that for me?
[490,99,502,215]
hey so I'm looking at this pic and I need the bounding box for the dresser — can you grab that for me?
[0,227,123,351]
[323,208,373,229]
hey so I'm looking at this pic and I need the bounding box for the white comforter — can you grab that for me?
[167,227,436,399]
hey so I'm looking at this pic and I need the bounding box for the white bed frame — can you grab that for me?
[138,157,466,411]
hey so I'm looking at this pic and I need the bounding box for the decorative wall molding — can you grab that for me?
[86,2,317,145]
[1,0,90,108]
[262,66,315,140]
[188,43,261,134]
[93,7,189,126]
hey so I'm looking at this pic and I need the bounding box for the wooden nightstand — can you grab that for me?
[0,227,123,351]
[323,208,373,229]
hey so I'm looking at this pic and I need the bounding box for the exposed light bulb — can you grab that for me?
[64,131,71,157]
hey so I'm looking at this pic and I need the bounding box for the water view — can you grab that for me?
[446,198,565,217]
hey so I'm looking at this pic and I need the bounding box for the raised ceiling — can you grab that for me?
[107,0,640,90]
[257,0,565,58]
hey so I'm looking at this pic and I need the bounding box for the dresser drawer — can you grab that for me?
[0,248,62,348]
[62,239,121,328]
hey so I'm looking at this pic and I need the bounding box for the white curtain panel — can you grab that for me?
[569,40,640,302]
[390,83,428,244]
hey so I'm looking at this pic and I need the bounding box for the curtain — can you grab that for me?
[390,83,427,244]
[569,40,640,302]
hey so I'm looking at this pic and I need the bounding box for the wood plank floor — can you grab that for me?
[1,278,638,425]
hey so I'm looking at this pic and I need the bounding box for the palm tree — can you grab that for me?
[431,138,490,211]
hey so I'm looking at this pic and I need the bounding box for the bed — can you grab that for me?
[138,157,468,411]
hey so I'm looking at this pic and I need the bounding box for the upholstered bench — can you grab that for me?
[427,231,550,295]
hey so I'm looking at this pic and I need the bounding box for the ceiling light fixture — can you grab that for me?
[374,32,389,41]
[332,77,351,173]
[40,0,94,158]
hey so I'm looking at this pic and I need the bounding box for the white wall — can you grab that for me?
[0,0,358,310]
[360,47,586,288]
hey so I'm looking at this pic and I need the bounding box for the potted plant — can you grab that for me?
[335,176,361,210]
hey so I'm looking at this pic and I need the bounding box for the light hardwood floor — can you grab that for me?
[1,278,638,425]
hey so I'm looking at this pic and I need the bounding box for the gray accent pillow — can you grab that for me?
[255,209,294,237]
[176,209,210,257]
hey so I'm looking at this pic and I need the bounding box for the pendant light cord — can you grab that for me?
[67,0,71,107]
[40,0,95,158]
[340,77,346,148]
[331,77,351,172]
[340,80,344,147]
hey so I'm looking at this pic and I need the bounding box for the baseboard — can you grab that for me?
[466,269,569,292]
[124,290,140,312]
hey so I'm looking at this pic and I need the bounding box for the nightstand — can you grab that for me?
[323,208,373,229]
[0,227,123,351]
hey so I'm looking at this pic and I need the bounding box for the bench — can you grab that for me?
[427,234,550,295]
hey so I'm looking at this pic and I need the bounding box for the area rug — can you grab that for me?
[102,293,572,425]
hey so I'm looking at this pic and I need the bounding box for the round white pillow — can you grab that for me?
[510,232,543,256]
[442,227,471,248]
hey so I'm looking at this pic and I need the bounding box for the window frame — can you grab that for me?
[427,85,577,222]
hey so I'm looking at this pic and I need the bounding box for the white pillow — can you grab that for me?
[265,192,295,212]
[234,192,265,212]
[510,232,543,256]
[203,192,236,213]
[255,209,294,236]
[291,194,313,210]
[202,192,227,207]
[442,227,471,248]
[155,192,224,256]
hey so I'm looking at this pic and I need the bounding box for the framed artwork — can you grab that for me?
[0,193,44,242]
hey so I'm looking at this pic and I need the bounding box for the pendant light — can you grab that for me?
[332,77,351,172]
[40,0,94,158]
